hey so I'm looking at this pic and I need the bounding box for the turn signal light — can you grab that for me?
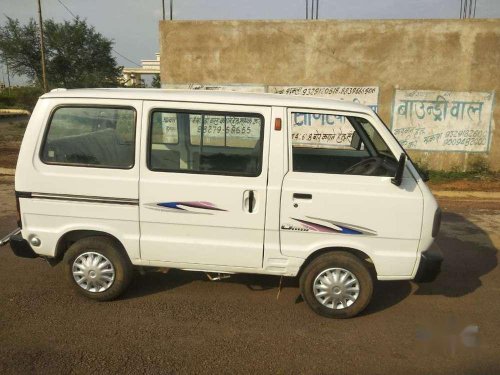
[274,118,282,131]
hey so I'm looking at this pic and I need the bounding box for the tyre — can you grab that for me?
[63,236,133,301]
[300,251,373,318]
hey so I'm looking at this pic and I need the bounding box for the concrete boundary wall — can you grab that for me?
[159,19,500,171]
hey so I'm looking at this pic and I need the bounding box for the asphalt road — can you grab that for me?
[0,179,499,374]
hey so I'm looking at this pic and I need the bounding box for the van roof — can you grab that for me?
[41,88,373,114]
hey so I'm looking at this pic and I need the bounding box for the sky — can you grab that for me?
[1,0,499,85]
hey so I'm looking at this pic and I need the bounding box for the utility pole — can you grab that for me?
[460,0,478,19]
[170,0,173,20]
[162,0,165,20]
[306,0,319,20]
[37,0,48,92]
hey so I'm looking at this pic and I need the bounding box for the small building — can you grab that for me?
[122,53,160,87]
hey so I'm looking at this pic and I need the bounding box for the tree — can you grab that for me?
[0,17,122,88]
[151,74,161,88]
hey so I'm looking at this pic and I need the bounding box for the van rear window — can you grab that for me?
[41,106,136,169]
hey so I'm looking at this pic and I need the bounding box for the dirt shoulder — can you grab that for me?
[428,177,500,192]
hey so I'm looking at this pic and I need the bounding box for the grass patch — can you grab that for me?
[413,155,497,185]
[0,118,29,143]
[428,170,498,183]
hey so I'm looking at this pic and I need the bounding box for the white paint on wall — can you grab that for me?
[290,112,356,148]
[391,90,495,152]
[268,86,380,113]
[161,84,381,149]
[269,86,379,148]
[162,84,266,93]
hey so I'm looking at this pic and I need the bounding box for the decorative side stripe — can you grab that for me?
[290,217,377,236]
[157,201,227,211]
[145,201,227,214]
[21,192,138,206]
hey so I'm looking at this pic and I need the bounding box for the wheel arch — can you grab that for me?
[50,229,128,266]
[297,247,377,280]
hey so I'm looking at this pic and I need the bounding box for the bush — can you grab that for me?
[412,156,494,183]
[468,156,489,174]
[0,86,43,111]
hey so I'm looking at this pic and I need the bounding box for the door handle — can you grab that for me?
[248,190,255,213]
[293,193,312,200]
[243,190,257,213]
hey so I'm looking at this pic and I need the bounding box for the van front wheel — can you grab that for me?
[63,236,133,301]
[300,252,373,318]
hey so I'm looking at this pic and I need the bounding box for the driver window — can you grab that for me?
[291,111,395,176]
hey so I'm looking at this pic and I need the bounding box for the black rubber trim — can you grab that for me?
[10,234,38,259]
[432,208,442,238]
[415,244,443,283]
[16,191,32,199]
[16,191,138,206]
[293,193,312,200]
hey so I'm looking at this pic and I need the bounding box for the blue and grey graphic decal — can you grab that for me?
[145,201,227,214]
[281,216,376,236]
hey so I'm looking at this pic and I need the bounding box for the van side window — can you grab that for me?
[41,106,136,168]
[291,112,397,176]
[149,110,263,176]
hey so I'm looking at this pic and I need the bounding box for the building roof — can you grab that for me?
[42,88,373,114]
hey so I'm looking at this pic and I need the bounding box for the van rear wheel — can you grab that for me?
[300,252,373,318]
[63,236,133,301]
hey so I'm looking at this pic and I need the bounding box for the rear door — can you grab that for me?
[139,101,271,268]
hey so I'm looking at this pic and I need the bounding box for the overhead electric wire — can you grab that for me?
[56,0,141,67]
[112,50,142,67]
[56,0,77,19]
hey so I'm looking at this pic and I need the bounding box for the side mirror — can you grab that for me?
[418,169,430,182]
[391,153,406,186]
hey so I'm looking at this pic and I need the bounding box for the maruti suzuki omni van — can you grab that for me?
[0,88,442,318]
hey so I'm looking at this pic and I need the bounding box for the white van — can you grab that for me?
[1,88,442,318]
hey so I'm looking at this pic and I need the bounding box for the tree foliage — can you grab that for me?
[0,17,122,88]
[151,74,161,88]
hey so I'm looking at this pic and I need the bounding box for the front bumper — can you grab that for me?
[414,242,443,282]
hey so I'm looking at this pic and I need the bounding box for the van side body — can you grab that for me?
[6,89,442,318]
